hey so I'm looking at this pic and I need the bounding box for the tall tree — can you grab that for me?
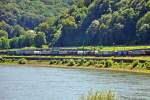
[34,32,46,48]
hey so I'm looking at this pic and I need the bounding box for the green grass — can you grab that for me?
[2,55,150,61]
[77,45,150,51]
[0,57,150,73]
[79,91,118,100]
[1,45,150,51]
[48,59,150,70]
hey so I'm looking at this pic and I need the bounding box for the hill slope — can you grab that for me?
[0,0,150,49]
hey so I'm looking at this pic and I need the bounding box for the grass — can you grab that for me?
[1,45,150,52]
[48,59,150,70]
[2,55,150,61]
[1,55,150,73]
[79,91,118,100]
[77,45,150,51]
[2,55,150,69]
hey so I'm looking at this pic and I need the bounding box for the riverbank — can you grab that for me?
[1,59,150,74]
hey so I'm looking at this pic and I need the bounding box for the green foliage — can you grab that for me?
[105,60,114,68]
[49,60,59,65]
[62,16,77,27]
[131,60,140,69]
[136,12,150,43]
[0,56,5,63]
[79,90,117,100]
[143,62,150,70]
[1,0,150,48]
[76,59,86,66]
[9,37,19,48]
[18,58,27,64]
[34,32,46,48]
[0,30,8,38]
[67,59,76,66]
[85,60,95,66]
[0,38,10,49]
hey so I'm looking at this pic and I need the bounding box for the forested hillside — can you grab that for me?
[0,0,150,49]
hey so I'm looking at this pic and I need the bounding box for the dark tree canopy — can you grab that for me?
[0,0,150,49]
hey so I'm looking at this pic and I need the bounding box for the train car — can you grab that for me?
[144,50,150,55]
[0,50,7,55]
[116,51,128,56]
[40,51,52,55]
[94,51,99,55]
[77,51,84,55]
[15,50,34,55]
[59,51,68,55]
[67,50,78,55]
[7,50,16,55]
[33,51,41,55]
[130,50,145,56]
[102,51,114,56]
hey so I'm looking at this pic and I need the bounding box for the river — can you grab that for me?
[0,65,150,100]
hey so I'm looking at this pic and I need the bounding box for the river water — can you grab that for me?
[0,65,150,100]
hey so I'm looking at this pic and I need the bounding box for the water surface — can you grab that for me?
[0,65,150,100]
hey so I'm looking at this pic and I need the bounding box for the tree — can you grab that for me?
[136,12,150,43]
[18,35,26,48]
[0,30,8,38]
[0,37,10,49]
[12,25,25,37]
[62,16,77,27]
[34,32,46,48]
[9,37,19,48]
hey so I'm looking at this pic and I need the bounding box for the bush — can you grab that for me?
[95,64,104,68]
[143,62,150,70]
[131,60,140,69]
[18,58,27,64]
[85,60,94,66]
[61,60,68,64]
[67,59,75,66]
[49,60,55,64]
[105,60,114,68]
[98,60,106,65]
[49,60,60,65]
[0,56,5,63]
[76,59,86,66]
[79,90,117,100]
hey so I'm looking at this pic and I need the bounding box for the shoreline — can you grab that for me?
[1,62,150,74]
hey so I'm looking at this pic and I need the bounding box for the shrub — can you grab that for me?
[18,58,27,64]
[67,59,75,66]
[85,60,94,66]
[49,60,61,65]
[61,59,68,64]
[79,90,117,100]
[105,59,114,68]
[0,56,5,63]
[143,62,150,70]
[95,64,104,68]
[49,60,55,64]
[76,59,86,66]
[131,60,139,69]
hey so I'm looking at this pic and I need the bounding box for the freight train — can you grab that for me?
[1,48,150,57]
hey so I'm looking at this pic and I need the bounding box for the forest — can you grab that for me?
[0,0,150,49]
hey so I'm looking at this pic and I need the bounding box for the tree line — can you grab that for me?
[0,0,150,49]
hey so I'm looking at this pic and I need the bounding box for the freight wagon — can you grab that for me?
[1,48,150,56]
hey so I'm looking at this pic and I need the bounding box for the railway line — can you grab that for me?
[1,48,150,57]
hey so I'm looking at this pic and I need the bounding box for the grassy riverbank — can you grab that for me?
[0,57,150,74]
